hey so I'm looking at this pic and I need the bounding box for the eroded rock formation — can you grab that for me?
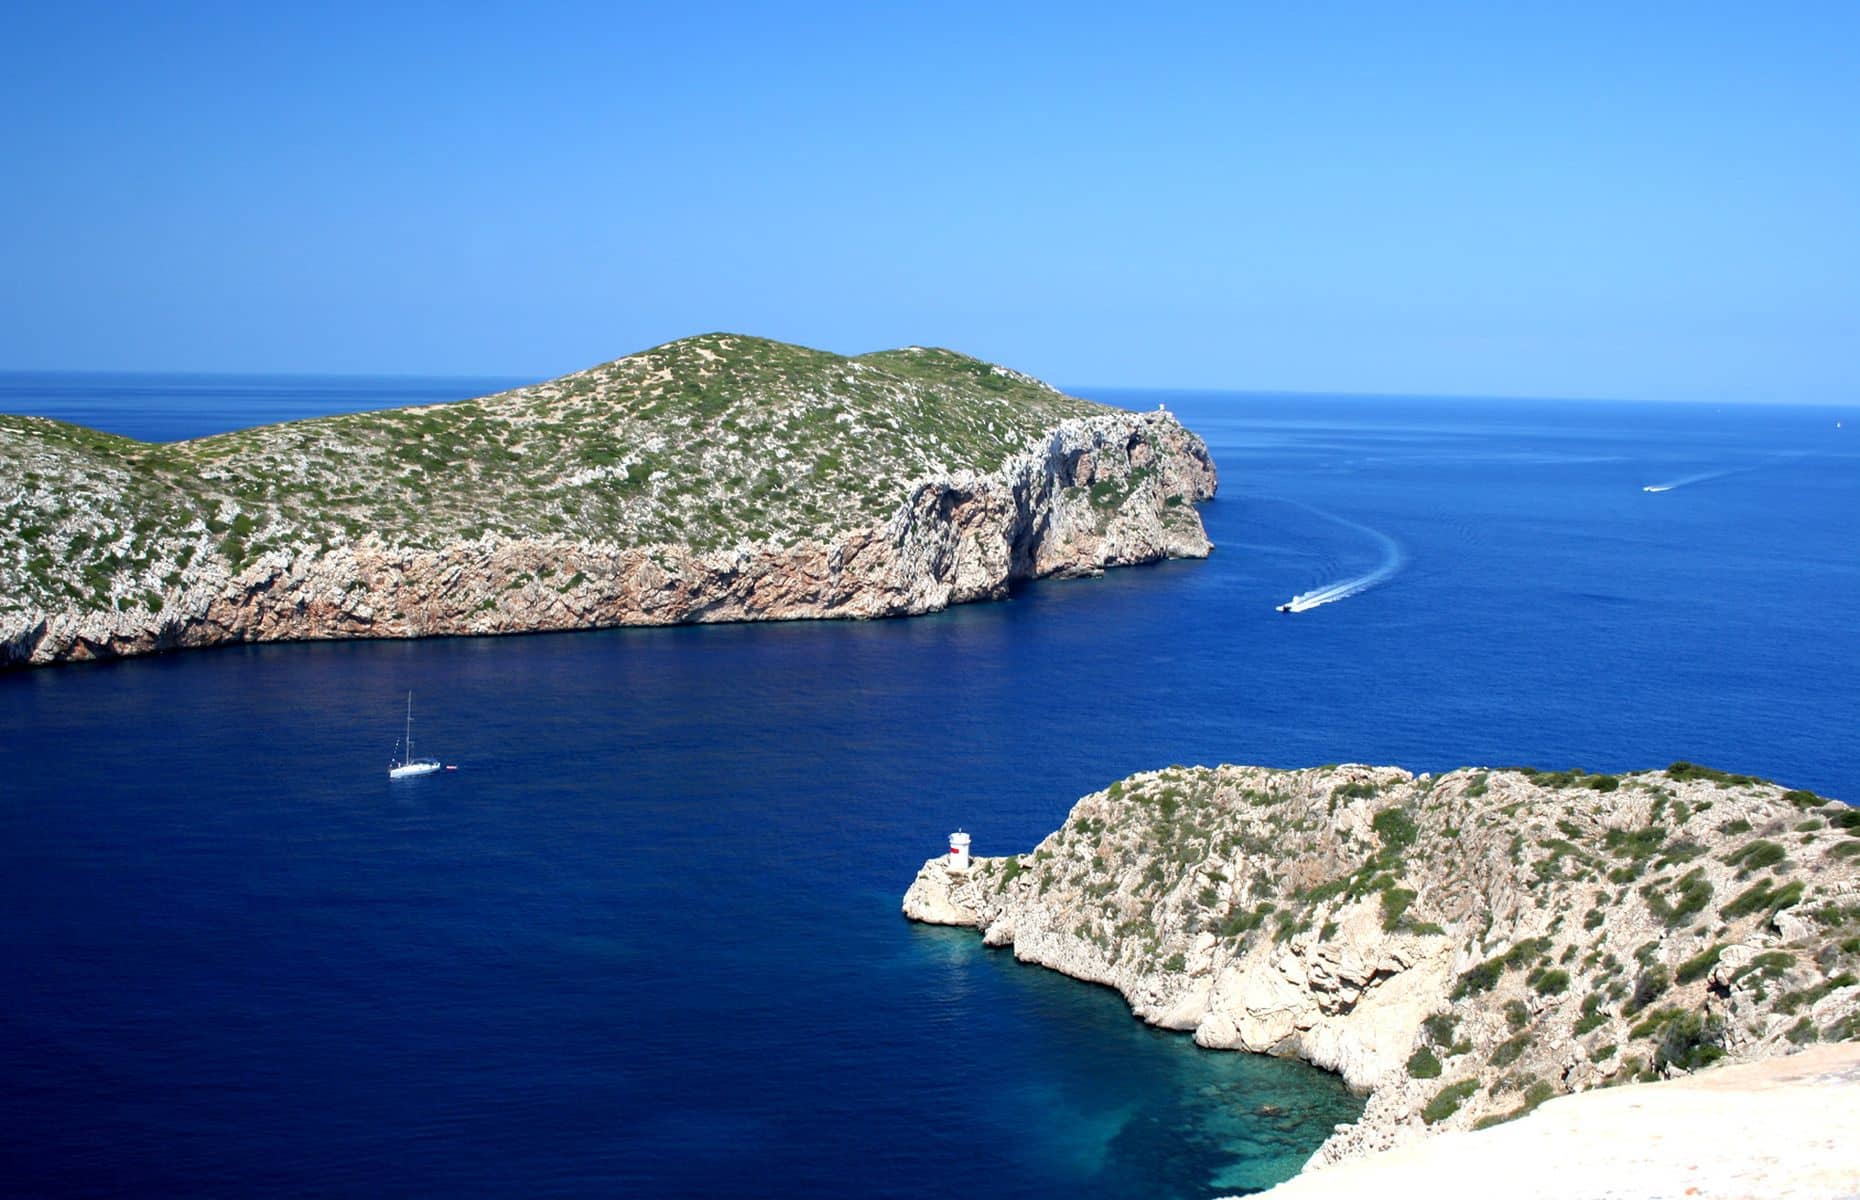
[4,407,1215,666]
[905,763,1860,1171]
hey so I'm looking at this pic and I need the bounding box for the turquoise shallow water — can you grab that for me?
[1,375,1855,1197]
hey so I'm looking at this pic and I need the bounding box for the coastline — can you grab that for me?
[2,408,1217,669]
[904,763,1860,1185]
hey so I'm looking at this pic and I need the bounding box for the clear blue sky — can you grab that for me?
[3,2,1855,403]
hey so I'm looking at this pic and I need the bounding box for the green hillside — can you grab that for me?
[0,334,1107,616]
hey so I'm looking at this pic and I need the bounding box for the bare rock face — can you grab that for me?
[902,763,1860,1173]
[903,858,992,927]
[1252,1042,1860,1199]
[4,409,1215,667]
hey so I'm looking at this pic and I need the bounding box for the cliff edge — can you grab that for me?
[904,763,1860,1177]
[1255,1042,1860,1199]
[0,335,1217,667]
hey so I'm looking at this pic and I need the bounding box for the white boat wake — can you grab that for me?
[1641,466,1754,493]
[1276,507,1404,613]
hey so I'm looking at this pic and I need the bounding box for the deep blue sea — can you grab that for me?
[2,373,1855,1198]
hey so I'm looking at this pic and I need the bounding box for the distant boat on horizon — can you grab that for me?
[388,690,443,779]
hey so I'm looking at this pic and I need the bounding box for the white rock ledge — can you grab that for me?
[1253,1043,1860,1199]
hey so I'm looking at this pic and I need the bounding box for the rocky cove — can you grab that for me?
[904,763,1860,1184]
[9,375,1857,1200]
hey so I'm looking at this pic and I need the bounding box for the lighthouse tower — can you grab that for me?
[947,830,972,872]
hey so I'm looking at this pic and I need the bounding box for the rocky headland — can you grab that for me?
[904,762,1860,1183]
[0,334,1216,667]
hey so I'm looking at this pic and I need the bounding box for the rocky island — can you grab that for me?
[905,762,1860,1189]
[0,335,1215,667]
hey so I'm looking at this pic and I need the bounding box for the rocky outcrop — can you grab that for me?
[1253,1042,1860,1199]
[904,763,1860,1175]
[3,408,1215,667]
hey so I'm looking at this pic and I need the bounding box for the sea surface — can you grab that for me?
[3,373,1856,1198]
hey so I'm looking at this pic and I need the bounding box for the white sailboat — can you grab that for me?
[388,690,443,779]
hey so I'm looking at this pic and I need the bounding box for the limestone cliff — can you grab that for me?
[0,335,1216,667]
[903,763,1860,1170]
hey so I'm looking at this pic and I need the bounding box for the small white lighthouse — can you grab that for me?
[947,830,972,872]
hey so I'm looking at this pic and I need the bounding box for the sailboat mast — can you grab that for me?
[405,690,414,761]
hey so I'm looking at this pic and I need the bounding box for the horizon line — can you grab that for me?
[0,364,1851,411]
